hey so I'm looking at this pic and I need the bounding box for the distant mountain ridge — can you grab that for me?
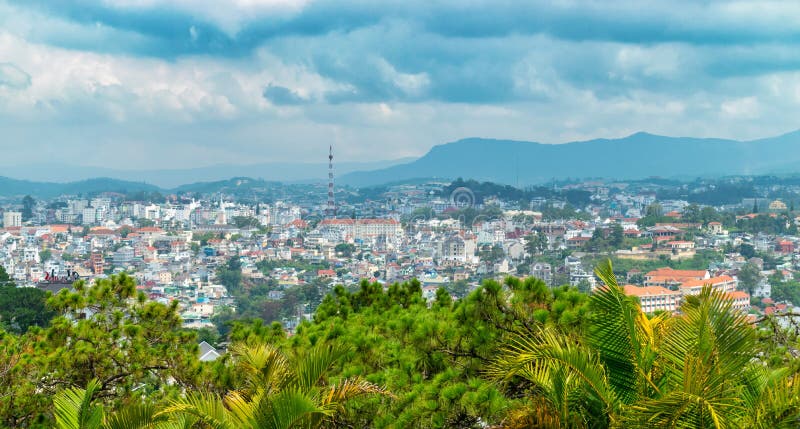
[0,177,159,198]
[338,130,800,186]
[0,158,416,188]
[3,130,800,197]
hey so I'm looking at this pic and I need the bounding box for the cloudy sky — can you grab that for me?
[1,0,800,169]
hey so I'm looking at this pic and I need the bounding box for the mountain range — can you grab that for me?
[2,130,800,196]
[0,159,415,189]
[338,130,800,186]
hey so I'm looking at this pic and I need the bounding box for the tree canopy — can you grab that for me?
[1,264,799,428]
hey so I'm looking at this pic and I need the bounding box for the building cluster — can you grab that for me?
[625,268,747,313]
[2,177,800,330]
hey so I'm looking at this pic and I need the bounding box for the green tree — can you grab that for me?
[490,260,800,428]
[232,216,260,229]
[162,343,391,428]
[0,265,13,287]
[22,195,35,221]
[217,257,243,295]
[137,218,156,227]
[0,281,55,333]
[739,243,756,259]
[700,206,720,225]
[609,223,624,248]
[682,203,702,223]
[738,261,762,296]
[645,203,663,218]
[335,243,357,258]
[525,232,549,255]
[37,274,201,402]
[52,378,191,429]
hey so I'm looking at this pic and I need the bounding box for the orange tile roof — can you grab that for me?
[646,268,707,284]
[725,291,750,300]
[49,224,70,233]
[647,267,707,278]
[623,285,680,297]
[680,275,734,288]
[320,219,356,225]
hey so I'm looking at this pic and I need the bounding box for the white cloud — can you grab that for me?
[2,0,800,171]
[100,0,310,35]
[0,62,31,89]
[721,96,760,119]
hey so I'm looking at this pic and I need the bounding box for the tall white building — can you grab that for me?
[3,211,22,228]
[82,207,97,225]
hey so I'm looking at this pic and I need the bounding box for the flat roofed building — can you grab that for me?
[644,267,709,288]
[623,285,681,313]
[679,275,736,296]
[725,291,751,313]
[3,211,22,228]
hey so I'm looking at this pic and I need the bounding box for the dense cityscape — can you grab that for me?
[3,174,800,334]
[5,0,800,427]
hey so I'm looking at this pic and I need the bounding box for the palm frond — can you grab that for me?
[740,371,800,429]
[489,327,617,417]
[662,285,756,387]
[259,389,327,429]
[103,403,192,429]
[223,390,262,429]
[231,343,292,395]
[54,379,104,429]
[322,377,394,410]
[588,259,648,404]
[293,344,348,392]
[159,392,234,429]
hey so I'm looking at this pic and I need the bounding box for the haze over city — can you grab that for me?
[3,0,800,169]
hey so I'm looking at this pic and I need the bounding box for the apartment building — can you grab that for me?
[3,211,22,228]
[644,267,709,288]
[679,275,737,296]
[623,285,681,313]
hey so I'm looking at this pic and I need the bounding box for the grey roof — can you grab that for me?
[198,341,220,362]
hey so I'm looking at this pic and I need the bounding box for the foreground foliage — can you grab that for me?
[490,260,800,428]
[1,263,799,428]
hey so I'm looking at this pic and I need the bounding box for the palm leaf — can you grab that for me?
[54,379,105,429]
[293,344,347,392]
[103,403,193,429]
[489,327,617,422]
[321,377,394,412]
[231,343,292,395]
[588,259,648,404]
[259,389,327,429]
[159,392,234,429]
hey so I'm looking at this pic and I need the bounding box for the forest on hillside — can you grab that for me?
[1,262,800,428]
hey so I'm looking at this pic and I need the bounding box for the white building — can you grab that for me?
[623,285,681,313]
[3,211,21,228]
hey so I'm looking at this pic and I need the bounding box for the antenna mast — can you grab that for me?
[327,145,336,218]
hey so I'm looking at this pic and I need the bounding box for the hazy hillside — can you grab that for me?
[339,130,800,186]
[0,158,416,188]
[0,177,159,198]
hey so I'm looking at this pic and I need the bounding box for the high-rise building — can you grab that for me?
[3,211,22,228]
[91,252,104,275]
